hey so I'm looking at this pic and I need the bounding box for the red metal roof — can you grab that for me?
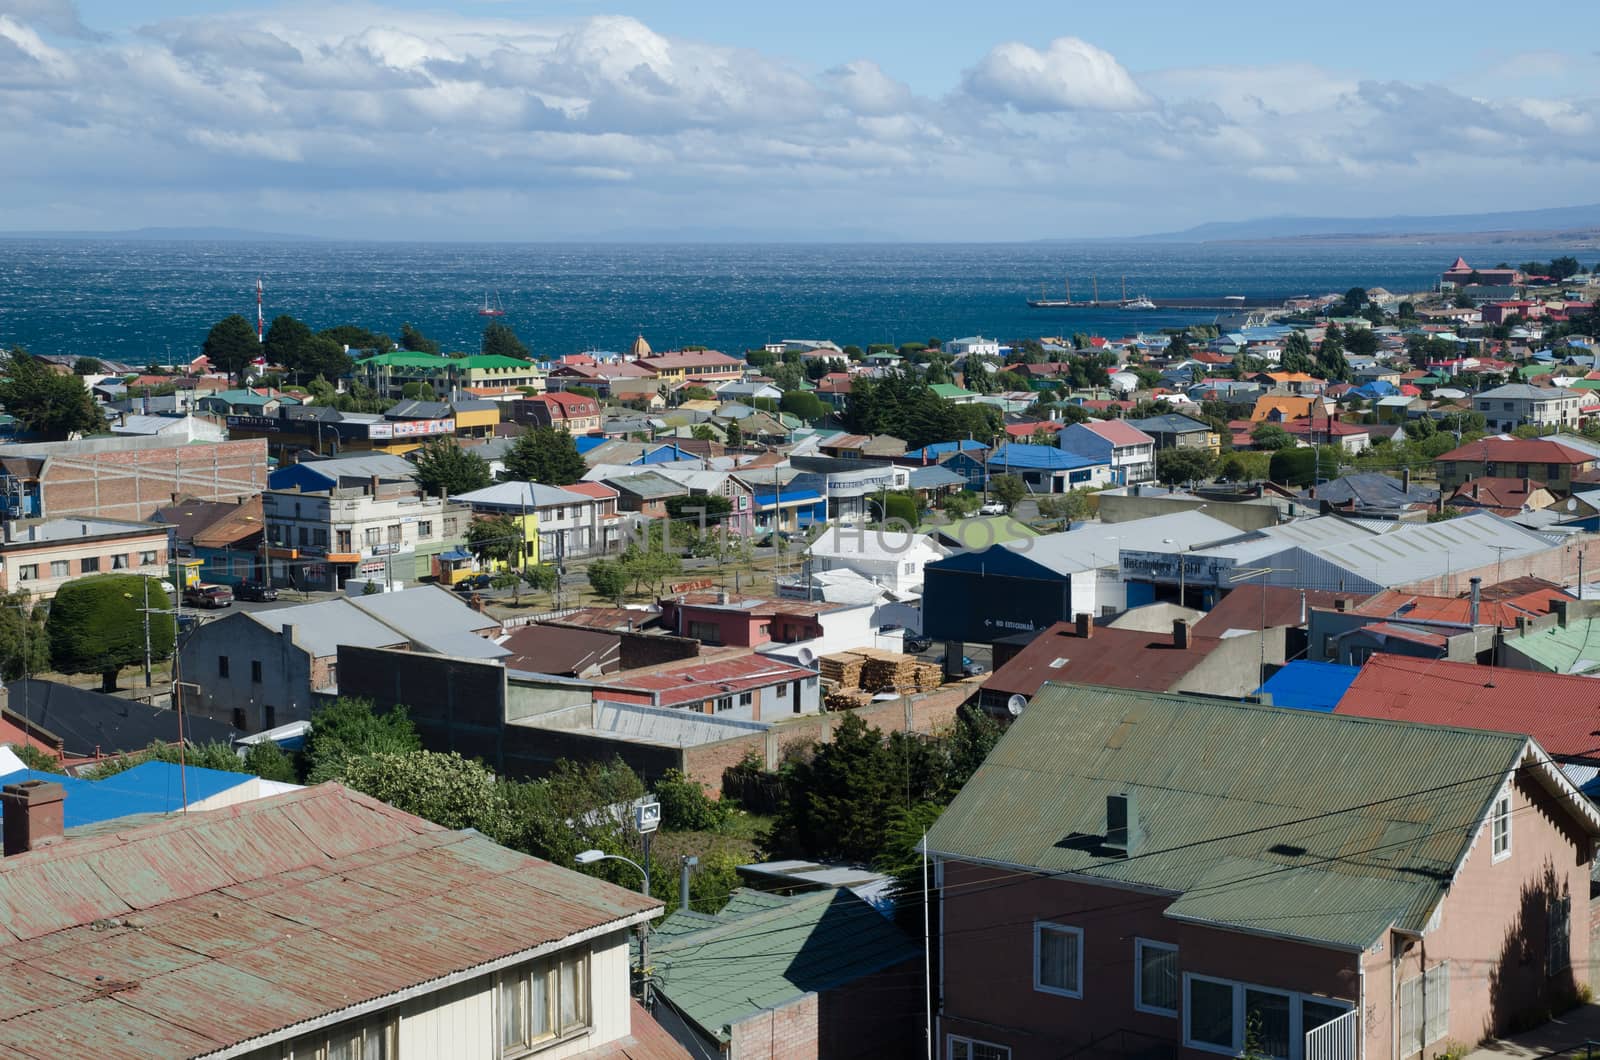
[1335,654,1600,760]
[1436,437,1593,464]
[570,1002,691,1059]
[0,784,657,1057]
[1192,586,1348,636]
[1350,579,1565,628]
[598,654,815,708]
[1356,622,1449,648]
[1080,419,1154,446]
[980,620,1225,699]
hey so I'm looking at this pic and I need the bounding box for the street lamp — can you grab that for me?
[575,849,650,898]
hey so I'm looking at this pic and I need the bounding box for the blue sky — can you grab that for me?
[4,0,1598,239]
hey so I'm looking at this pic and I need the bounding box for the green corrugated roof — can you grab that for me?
[1504,618,1600,675]
[360,352,452,368]
[918,515,1039,548]
[717,887,797,918]
[458,355,535,370]
[929,383,977,399]
[652,888,919,1041]
[925,685,1532,949]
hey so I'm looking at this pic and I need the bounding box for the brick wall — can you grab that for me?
[617,630,699,669]
[726,961,922,1060]
[1396,536,1600,596]
[38,438,268,521]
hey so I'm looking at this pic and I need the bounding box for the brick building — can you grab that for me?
[0,517,170,599]
[0,435,268,523]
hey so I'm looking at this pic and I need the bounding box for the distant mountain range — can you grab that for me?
[1121,203,1600,244]
[0,226,323,242]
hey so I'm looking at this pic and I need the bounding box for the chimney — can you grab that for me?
[1523,477,1532,493]
[281,622,296,645]
[370,474,381,496]
[1402,467,1411,493]
[1553,599,1571,628]
[1105,791,1141,856]
[717,590,729,605]
[1075,612,1093,639]
[1172,618,1190,650]
[2,780,65,856]
[1469,577,1481,626]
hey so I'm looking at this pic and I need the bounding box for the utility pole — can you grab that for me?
[142,576,152,688]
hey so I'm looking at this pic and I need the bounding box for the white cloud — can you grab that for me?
[962,36,1151,112]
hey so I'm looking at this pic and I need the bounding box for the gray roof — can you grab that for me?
[245,600,408,656]
[348,584,509,660]
[384,399,453,419]
[1010,511,1241,575]
[1306,511,1555,587]
[1124,413,1214,435]
[606,472,688,500]
[3,516,165,544]
[453,481,591,510]
[908,465,967,490]
[1476,384,1582,400]
[1301,472,1440,509]
[288,453,417,483]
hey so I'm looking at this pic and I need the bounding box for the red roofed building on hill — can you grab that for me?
[514,391,604,434]
[1448,476,1558,517]
[1434,435,1596,490]
[1441,256,1523,288]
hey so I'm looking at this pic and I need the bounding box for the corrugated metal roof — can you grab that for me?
[0,784,658,1057]
[925,684,1535,948]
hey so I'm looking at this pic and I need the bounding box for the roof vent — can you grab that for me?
[1105,791,1141,857]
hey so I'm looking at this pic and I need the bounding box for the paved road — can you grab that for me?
[1465,1004,1600,1058]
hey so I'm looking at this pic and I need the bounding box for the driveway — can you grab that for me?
[1466,1006,1600,1058]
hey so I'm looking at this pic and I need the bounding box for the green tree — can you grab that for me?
[73,357,103,375]
[301,697,421,784]
[690,424,718,442]
[295,336,352,383]
[319,324,390,352]
[262,314,314,373]
[587,558,628,603]
[1345,326,1379,357]
[654,768,734,832]
[770,713,896,861]
[13,744,64,773]
[0,589,49,680]
[1036,490,1093,527]
[0,350,106,438]
[724,421,743,450]
[47,575,174,691]
[201,314,261,382]
[413,438,491,496]
[1219,451,1271,482]
[780,391,827,422]
[243,741,300,783]
[82,740,253,780]
[502,426,587,485]
[1279,331,1314,375]
[1315,326,1352,383]
[467,513,524,567]
[482,321,530,360]
[1269,445,1342,488]
[989,473,1026,512]
[1155,447,1218,485]
[400,381,436,400]
[399,323,439,355]
[342,750,508,833]
[618,524,683,595]
[1250,422,1294,450]
[882,491,918,526]
[1340,287,1368,315]
[1165,332,1192,360]
[665,494,733,527]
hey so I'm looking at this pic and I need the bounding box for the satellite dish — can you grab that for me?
[797,647,817,667]
[1006,694,1028,717]
[1569,499,1579,512]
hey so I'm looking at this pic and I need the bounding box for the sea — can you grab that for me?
[0,239,1592,365]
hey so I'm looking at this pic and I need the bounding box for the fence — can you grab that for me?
[1305,1009,1358,1060]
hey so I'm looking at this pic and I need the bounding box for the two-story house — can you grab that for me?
[1124,414,1221,454]
[515,391,605,435]
[637,349,745,386]
[1057,420,1156,485]
[263,481,470,591]
[1473,384,1586,433]
[0,517,170,599]
[454,480,614,562]
[1434,436,1596,491]
[927,683,1600,1060]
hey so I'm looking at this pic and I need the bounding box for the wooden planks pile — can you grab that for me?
[818,651,868,688]
[824,689,870,711]
[820,648,944,696]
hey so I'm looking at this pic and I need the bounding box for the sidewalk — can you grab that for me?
[1466,1006,1600,1059]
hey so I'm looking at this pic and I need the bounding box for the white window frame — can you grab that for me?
[946,1035,1010,1060]
[1182,973,1353,1060]
[1491,791,1512,862]
[1032,921,1084,999]
[1133,938,1179,1017]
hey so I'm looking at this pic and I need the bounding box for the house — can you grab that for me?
[515,391,605,434]
[657,592,861,649]
[0,781,668,1060]
[898,440,993,466]
[814,372,853,408]
[0,516,170,599]
[454,480,617,563]
[497,623,623,678]
[805,525,947,594]
[153,495,265,586]
[947,335,1001,358]
[976,613,1279,714]
[1253,659,1362,712]
[607,471,691,519]
[1300,471,1438,515]
[109,412,226,441]
[650,888,921,1058]
[986,444,1113,493]
[0,760,283,823]
[1280,416,1371,454]
[1448,476,1558,517]
[263,480,471,590]
[926,683,1600,1060]
[929,382,982,405]
[1307,577,1567,665]
[817,434,907,460]
[1434,436,1596,491]
[1124,413,1221,453]
[1249,395,1325,423]
[1441,256,1523,288]
[1057,420,1156,485]
[594,652,821,720]
[1473,384,1586,432]
[5,678,243,760]
[354,351,545,398]
[267,452,417,493]
[178,586,506,731]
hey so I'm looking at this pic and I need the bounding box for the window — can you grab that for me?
[417,520,433,540]
[80,556,100,573]
[139,550,157,566]
[739,692,753,706]
[364,527,381,547]
[947,1037,1010,1060]
[313,529,328,547]
[233,708,247,730]
[109,553,128,569]
[774,683,787,697]
[1187,976,1235,1051]
[1548,463,1563,480]
[16,564,37,581]
[715,696,733,712]
[49,560,68,578]
[299,527,310,546]
[1492,792,1512,861]
[264,704,277,729]
[1549,892,1572,971]
[1397,963,1449,1052]
[444,517,458,537]
[1516,462,1529,478]
[283,1014,395,1059]
[498,950,588,1056]
[337,530,352,553]
[1135,939,1178,1016]
[1033,922,1082,998]
[688,621,722,645]
[251,660,263,684]
[1184,975,1351,1059]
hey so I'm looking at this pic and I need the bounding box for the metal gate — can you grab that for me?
[1305,1009,1358,1060]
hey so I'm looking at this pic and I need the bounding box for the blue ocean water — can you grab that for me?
[0,239,1590,364]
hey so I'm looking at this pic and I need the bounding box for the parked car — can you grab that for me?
[234,582,277,602]
[978,502,1006,516]
[934,653,983,677]
[183,584,233,609]
[453,573,493,593]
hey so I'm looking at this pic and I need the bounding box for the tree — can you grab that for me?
[12,744,64,773]
[1166,332,1192,360]
[689,424,718,443]
[881,492,918,526]
[618,524,683,595]
[1269,445,1342,488]
[399,323,439,355]
[665,494,733,527]
[1036,490,1094,527]
[1340,287,1368,315]
[400,381,436,400]
[1219,451,1271,482]
[1344,326,1379,357]
[413,438,491,496]
[296,335,352,382]
[724,421,743,450]
[779,391,827,422]
[482,321,530,360]
[243,741,299,783]
[467,513,524,568]
[587,558,628,604]
[201,314,260,382]
[1155,447,1217,486]
[1315,328,1352,383]
[342,750,508,834]
[1250,422,1294,450]
[0,350,106,438]
[47,575,175,691]
[262,314,314,372]
[654,768,735,832]
[301,696,421,784]
[72,357,103,375]
[502,426,586,485]
[1280,331,1314,375]
[0,589,48,681]
[990,473,1026,512]
[319,324,390,351]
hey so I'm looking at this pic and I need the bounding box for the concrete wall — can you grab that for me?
[31,437,268,522]
[1098,492,1283,532]
[1172,626,1286,698]
[179,612,321,731]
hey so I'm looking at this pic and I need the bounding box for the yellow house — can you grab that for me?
[450,398,501,439]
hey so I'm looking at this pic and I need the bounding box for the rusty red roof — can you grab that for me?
[1436,437,1594,464]
[1335,654,1600,760]
[570,1002,691,1060]
[0,784,658,1058]
[1192,586,1349,636]
[1350,579,1565,628]
[597,654,815,708]
[980,620,1225,699]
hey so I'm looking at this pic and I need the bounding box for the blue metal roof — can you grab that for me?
[753,489,823,506]
[0,761,255,828]
[1255,661,1362,713]
[987,444,1104,471]
[904,440,990,461]
[574,435,608,454]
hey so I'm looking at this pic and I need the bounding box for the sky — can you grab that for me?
[3,0,1598,241]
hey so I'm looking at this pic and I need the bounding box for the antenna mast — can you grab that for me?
[256,277,264,344]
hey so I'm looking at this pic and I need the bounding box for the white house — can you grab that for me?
[804,525,948,594]
[1057,420,1157,485]
[946,335,1001,358]
[1474,383,1587,433]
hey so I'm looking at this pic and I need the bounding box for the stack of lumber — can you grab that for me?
[818,651,869,688]
[860,652,921,692]
[818,648,947,694]
[824,689,870,711]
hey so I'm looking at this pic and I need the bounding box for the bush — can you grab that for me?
[12,743,64,773]
[655,768,734,832]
